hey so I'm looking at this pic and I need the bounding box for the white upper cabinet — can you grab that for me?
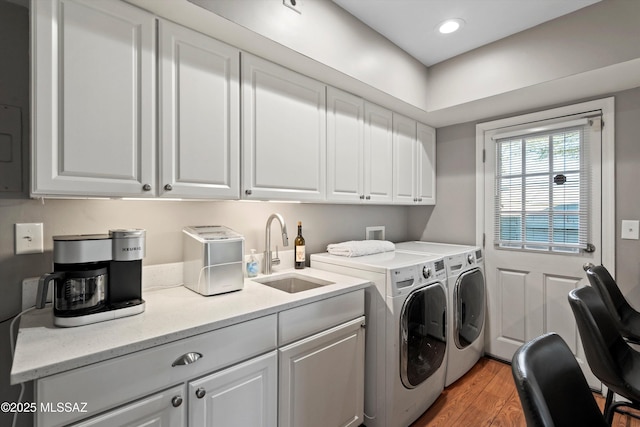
[327,88,393,204]
[242,53,326,201]
[364,102,394,203]
[32,0,155,197]
[416,122,436,204]
[393,114,436,205]
[327,87,364,203]
[159,20,240,199]
[393,114,417,204]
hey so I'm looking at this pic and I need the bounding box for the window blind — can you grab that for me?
[493,118,594,253]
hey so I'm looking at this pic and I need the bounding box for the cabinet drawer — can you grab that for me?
[36,315,277,427]
[278,290,364,346]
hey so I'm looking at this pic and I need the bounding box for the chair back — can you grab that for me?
[586,265,635,335]
[568,286,634,397]
[511,332,607,427]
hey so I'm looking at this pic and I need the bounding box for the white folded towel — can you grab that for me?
[327,240,396,257]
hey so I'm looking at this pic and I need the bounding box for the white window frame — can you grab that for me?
[475,97,615,275]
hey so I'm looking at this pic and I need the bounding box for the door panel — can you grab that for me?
[484,114,602,388]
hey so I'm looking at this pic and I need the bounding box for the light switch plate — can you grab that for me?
[621,220,639,240]
[15,223,44,254]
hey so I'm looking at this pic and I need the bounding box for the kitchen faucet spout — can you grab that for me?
[264,213,288,274]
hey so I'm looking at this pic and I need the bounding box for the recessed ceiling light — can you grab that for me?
[437,18,465,35]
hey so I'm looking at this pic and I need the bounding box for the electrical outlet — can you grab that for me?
[283,0,302,14]
[15,223,44,255]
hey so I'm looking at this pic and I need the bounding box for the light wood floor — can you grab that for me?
[411,357,640,427]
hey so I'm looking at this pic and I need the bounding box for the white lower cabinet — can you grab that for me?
[189,351,277,427]
[278,316,366,427]
[35,291,365,427]
[71,385,187,427]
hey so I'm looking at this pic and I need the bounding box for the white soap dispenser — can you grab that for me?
[246,249,259,278]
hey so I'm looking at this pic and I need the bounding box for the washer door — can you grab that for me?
[454,268,485,349]
[400,282,447,389]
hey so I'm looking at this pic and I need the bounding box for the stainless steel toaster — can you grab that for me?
[182,226,245,296]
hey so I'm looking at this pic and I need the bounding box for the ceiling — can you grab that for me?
[332,0,601,66]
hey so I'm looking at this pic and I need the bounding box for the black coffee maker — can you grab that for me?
[36,229,146,327]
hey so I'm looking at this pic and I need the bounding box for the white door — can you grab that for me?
[326,87,364,203]
[482,103,612,388]
[416,123,436,205]
[189,351,277,427]
[364,102,394,203]
[279,317,365,427]
[72,385,186,427]
[392,114,416,204]
[159,20,240,199]
[242,53,326,201]
[32,0,155,197]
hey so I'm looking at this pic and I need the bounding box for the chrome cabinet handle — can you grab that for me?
[171,396,183,407]
[142,184,152,191]
[196,388,206,399]
[171,352,203,367]
[164,184,173,191]
[245,189,252,195]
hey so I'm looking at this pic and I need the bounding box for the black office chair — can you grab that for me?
[511,332,608,427]
[568,286,640,424]
[584,264,640,344]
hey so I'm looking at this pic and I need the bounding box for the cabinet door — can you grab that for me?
[393,114,417,204]
[364,102,394,203]
[326,87,364,203]
[32,0,155,197]
[242,53,326,201]
[279,317,365,427]
[71,385,186,427]
[159,20,240,199]
[416,123,436,205]
[189,351,277,427]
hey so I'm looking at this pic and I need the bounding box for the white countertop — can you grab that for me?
[11,268,370,384]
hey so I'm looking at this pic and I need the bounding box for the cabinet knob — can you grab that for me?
[359,195,365,200]
[245,189,252,195]
[195,388,206,399]
[418,197,423,202]
[171,396,183,407]
[142,184,152,192]
[365,195,371,200]
[164,184,173,191]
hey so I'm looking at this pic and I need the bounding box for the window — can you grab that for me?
[494,119,593,253]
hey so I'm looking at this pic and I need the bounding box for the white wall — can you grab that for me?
[126,0,431,122]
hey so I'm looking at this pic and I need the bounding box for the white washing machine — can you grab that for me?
[396,241,486,387]
[311,251,448,427]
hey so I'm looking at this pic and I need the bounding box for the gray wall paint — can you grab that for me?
[408,122,477,245]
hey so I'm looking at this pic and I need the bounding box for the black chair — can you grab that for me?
[568,286,640,423]
[584,264,640,344]
[511,332,608,427]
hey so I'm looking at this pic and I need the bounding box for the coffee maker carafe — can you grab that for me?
[37,229,146,327]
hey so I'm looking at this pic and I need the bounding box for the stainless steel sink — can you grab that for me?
[253,273,334,293]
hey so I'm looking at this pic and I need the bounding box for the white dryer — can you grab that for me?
[311,251,448,427]
[396,241,486,387]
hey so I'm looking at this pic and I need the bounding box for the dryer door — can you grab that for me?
[454,268,485,349]
[400,282,447,389]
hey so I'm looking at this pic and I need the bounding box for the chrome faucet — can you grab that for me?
[264,213,289,274]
